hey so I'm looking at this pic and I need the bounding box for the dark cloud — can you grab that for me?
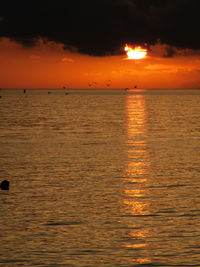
[0,0,199,56]
[163,45,175,58]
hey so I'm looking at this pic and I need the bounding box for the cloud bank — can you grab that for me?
[0,0,199,56]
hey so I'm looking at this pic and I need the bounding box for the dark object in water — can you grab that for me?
[0,180,10,190]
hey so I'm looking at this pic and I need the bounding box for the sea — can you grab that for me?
[0,88,200,266]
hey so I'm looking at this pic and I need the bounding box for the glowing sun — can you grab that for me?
[124,44,147,60]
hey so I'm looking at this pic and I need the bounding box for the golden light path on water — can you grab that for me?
[122,93,151,264]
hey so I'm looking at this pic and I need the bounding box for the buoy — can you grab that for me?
[0,180,10,190]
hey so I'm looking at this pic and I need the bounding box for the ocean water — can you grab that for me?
[0,89,200,266]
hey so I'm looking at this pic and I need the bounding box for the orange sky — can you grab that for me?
[0,38,200,89]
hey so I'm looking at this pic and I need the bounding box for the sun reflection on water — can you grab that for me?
[122,94,151,264]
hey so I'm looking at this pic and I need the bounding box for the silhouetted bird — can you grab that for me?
[0,180,10,190]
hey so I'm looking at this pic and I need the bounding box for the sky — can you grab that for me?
[0,0,200,89]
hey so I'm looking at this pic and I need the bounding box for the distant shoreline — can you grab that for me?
[1,88,200,96]
[0,88,200,91]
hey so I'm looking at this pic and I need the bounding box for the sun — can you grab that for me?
[124,44,147,60]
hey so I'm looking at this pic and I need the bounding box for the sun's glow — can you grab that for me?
[124,44,147,60]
